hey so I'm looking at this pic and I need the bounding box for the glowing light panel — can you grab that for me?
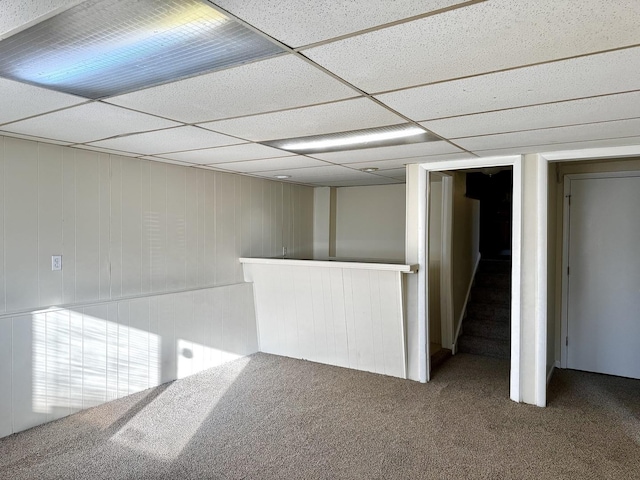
[0,0,285,99]
[264,124,439,154]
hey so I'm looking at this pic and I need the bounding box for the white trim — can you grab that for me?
[239,257,418,272]
[540,145,640,162]
[560,176,572,369]
[440,174,454,351]
[546,362,555,386]
[452,253,481,354]
[510,157,523,403]
[418,167,429,382]
[535,156,548,407]
[398,272,408,379]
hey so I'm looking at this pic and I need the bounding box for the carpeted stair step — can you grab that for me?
[457,334,510,359]
[463,318,510,341]
[477,259,511,275]
[470,286,511,305]
[474,272,511,289]
[466,303,510,323]
[465,302,511,323]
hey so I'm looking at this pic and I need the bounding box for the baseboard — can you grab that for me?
[452,253,481,353]
[546,361,560,385]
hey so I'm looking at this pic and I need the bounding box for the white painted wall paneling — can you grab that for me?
[0,283,257,438]
[243,262,407,378]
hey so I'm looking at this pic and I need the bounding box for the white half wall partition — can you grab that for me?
[0,283,258,438]
[241,258,417,379]
[406,155,548,407]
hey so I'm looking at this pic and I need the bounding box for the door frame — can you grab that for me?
[416,155,525,402]
[560,170,640,369]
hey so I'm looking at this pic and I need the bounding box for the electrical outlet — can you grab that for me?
[282,246,287,257]
[52,255,62,271]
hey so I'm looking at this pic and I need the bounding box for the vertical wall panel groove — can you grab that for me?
[0,134,315,438]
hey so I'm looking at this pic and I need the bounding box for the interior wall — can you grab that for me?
[547,163,558,374]
[550,156,640,369]
[335,184,406,261]
[428,179,443,347]
[451,172,480,337]
[0,134,314,437]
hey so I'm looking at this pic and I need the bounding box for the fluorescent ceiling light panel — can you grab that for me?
[264,124,438,154]
[0,0,285,99]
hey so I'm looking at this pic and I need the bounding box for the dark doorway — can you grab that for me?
[466,169,512,259]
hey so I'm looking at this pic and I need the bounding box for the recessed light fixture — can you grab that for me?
[263,124,439,154]
[274,175,291,179]
[360,167,379,173]
[0,0,285,99]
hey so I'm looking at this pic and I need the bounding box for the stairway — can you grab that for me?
[457,258,511,359]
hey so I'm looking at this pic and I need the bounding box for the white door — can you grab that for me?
[565,173,640,379]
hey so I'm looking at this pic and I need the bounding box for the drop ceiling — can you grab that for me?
[0,0,639,187]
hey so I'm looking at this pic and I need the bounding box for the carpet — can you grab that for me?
[1,353,639,479]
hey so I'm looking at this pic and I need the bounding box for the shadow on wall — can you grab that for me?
[2,283,258,438]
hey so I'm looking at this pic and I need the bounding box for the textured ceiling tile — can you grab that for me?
[305,0,640,92]
[423,92,640,139]
[318,177,403,187]
[347,152,475,170]
[309,141,463,164]
[200,98,404,141]
[0,0,83,39]
[0,129,71,145]
[370,168,407,179]
[0,78,86,125]
[161,142,293,165]
[376,48,640,121]
[107,55,357,123]
[1,102,179,144]
[212,0,468,47]
[456,118,640,151]
[88,126,243,155]
[252,165,368,182]
[474,136,640,157]
[139,156,195,166]
[214,155,327,173]
[72,143,140,157]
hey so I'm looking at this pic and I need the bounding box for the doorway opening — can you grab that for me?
[455,168,513,361]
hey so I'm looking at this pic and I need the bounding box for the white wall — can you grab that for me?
[335,184,405,261]
[451,172,480,337]
[0,134,314,437]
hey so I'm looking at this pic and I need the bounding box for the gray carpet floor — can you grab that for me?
[1,353,639,479]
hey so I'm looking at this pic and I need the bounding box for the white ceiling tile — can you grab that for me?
[305,0,640,92]
[423,92,640,139]
[252,165,370,182]
[0,129,71,145]
[474,136,640,158]
[139,156,196,167]
[0,0,84,39]
[0,78,86,125]
[309,141,463,164]
[214,155,328,173]
[319,177,404,187]
[376,48,640,121]
[1,102,180,144]
[213,0,468,47]
[72,144,139,157]
[372,168,407,179]
[347,152,475,170]
[160,143,293,165]
[88,126,244,155]
[107,55,357,123]
[200,98,404,141]
[456,118,640,152]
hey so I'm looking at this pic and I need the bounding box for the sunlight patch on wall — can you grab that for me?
[32,308,160,415]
